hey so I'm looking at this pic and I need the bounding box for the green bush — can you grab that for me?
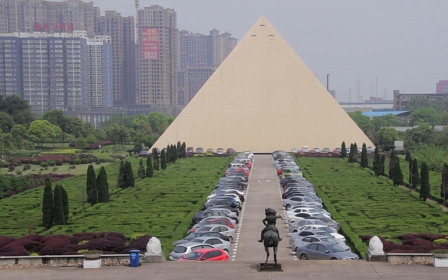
[40,162,49,168]
[31,159,38,165]
[48,160,56,167]
[434,238,448,245]
[74,157,81,164]
[2,161,10,168]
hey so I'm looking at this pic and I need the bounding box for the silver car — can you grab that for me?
[169,242,213,260]
[190,237,231,254]
[283,196,322,209]
[195,225,236,242]
[288,219,327,234]
[292,235,351,253]
[296,242,359,260]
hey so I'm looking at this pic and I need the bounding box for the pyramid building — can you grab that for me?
[151,16,373,152]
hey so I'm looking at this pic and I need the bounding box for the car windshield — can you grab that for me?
[191,238,205,243]
[327,244,347,253]
[183,251,202,260]
[173,246,187,253]
[185,233,200,240]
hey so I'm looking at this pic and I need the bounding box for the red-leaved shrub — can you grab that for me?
[119,235,152,254]
[0,236,15,248]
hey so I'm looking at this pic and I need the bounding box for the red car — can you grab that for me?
[178,248,228,261]
[188,218,234,234]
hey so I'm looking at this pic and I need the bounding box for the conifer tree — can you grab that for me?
[177,141,182,158]
[440,163,448,202]
[405,150,411,162]
[420,162,430,201]
[388,150,396,180]
[60,185,69,223]
[410,158,420,189]
[138,159,146,179]
[393,157,403,186]
[97,166,109,202]
[373,146,380,175]
[125,161,135,188]
[166,145,171,164]
[42,177,53,229]
[153,148,159,170]
[53,185,65,225]
[117,160,125,189]
[380,154,386,176]
[353,143,358,162]
[360,143,368,168]
[86,164,97,205]
[181,142,186,158]
[161,149,167,169]
[146,156,154,177]
[340,141,347,158]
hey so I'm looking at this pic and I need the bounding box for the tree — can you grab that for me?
[65,117,85,138]
[138,159,146,179]
[10,124,27,150]
[125,161,135,188]
[165,145,171,164]
[26,120,55,147]
[181,142,186,158]
[50,125,62,148]
[373,146,382,176]
[419,162,430,201]
[161,149,167,170]
[86,134,97,144]
[117,161,125,189]
[0,112,14,133]
[106,123,121,145]
[375,127,398,149]
[177,141,182,158]
[441,163,448,203]
[97,166,109,203]
[340,141,347,158]
[86,164,97,205]
[393,157,403,186]
[406,123,435,145]
[53,185,65,225]
[75,137,88,149]
[348,111,374,137]
[353,143,358,162]
[41,110,68,132]
[60,186,69,223]
[405,151,411,162]
[42,177,53,229]
[410,158,420,189]
[372,114,401,132]
[0,94,34,126]
[146,157,154,177]
[360,143,368,168]
[410,107,443,126]
[148,112,173,135]
[153,148,160,170]
[388,150,396,180]
[348,143,354,162]
[380,154,386,176]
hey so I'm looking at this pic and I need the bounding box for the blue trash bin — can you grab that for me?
[130,250,140,267]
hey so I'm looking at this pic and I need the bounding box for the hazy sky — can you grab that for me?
[86,0,447,101]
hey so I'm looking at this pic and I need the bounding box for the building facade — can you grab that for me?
[177,29,237,105]
[0,0,99,37]
[0,31,112,114]
[393,90,448,110]
[137,5,178,108]
[96,10,135,106]
[436,80,448,94]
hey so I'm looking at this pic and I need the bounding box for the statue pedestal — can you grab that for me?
[257,263,282,272]
[83,258,102,268]
[365,251,386,262]
[143,252,165,263]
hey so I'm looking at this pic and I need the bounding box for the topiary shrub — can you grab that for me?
[40,162,48,168]
[24,164,31,171]
[48,160,56,166]
[434,239,448,246]
[74,157,81,165]
[81,158,88,164]
[13,160,22,166]
[2,161,10,168]
[8,166,15,172]
[31,159,38,165]
[55,160,63,166]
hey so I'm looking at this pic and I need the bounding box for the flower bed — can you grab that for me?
[362,234,448,253]
[0,232,152,256]
[6,154,97,167]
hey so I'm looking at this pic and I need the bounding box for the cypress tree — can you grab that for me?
[138,159,146,179]
[388,150,396,180]
[405,150,411,162]
[97,166,109,202]
[177,141,182,158]
[153,148,159,170]
[166,145,171,164]
[60,185,69,223]
[440,163,448,202]
[340,141,347,158]
[171,144,177,163]
[161,149,167,169]
[410,158,420,189]
[380,154,386,176]
[42,177,53,229]
[125,161,135,188]
[146,156,154,177]
[419,162,430,201]
[181,142,186,158]
[86,164,97,205]
[373,146,382,176]
[53,185,65,225]
[360,143,368,168]
[117,160,125,189]
[393,157,403,186]
[353,143,358,162]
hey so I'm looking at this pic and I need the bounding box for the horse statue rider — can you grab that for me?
[258,207,283,243]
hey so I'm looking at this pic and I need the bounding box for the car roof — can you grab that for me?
[192,236,225,241]
[176,241,211,248]
[309,241,339,246]
[187,248,225,254]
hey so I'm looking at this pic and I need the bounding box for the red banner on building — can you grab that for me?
[141,28,160,60]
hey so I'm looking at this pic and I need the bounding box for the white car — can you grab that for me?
[291,235,351,253]
[313,148,320,153]
[286,212,327,224]
[286,207,331,218]
[295,225,345,242]
[302,146,309,153]
[217,148,224,154]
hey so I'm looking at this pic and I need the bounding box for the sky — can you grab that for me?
[82,0,447,102]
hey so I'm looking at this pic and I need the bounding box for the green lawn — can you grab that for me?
[296,157,448,257]
[0,156,232,258]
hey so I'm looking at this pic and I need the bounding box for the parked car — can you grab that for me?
[283,196,322,209]
[292,148,299,153]
[206,148,214,153]
[292,235,350,253]
[193,225,235,241]
[320,148,330,153]
[178,248,228,261]
[189,237,231,254]
[288,219,327,234]
[186,147,194,154]
[313,148,320,153]
[302,146,309,153]
[216,148,224,154]
[172,231,231,246]
[169,242,214,260]
[295,242,359,260]
[195,147,204,154]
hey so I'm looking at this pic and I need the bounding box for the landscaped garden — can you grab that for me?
[296,157,448,257]
[0,156,232,258]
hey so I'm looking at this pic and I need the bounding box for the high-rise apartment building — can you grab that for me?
[0,0,99,37]
[177,29,237,105]
[436,80,448,94]
[97,10,135,106]
[0,31,112,114]
[137,5,178,108]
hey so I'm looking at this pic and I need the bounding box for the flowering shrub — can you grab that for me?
[119,235,152,254]
[0,236,15,248]
[363,234,448,253]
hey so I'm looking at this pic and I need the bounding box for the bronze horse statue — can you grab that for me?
[259,207,282,267]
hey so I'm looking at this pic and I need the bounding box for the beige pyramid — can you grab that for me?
[151,16,373,152]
